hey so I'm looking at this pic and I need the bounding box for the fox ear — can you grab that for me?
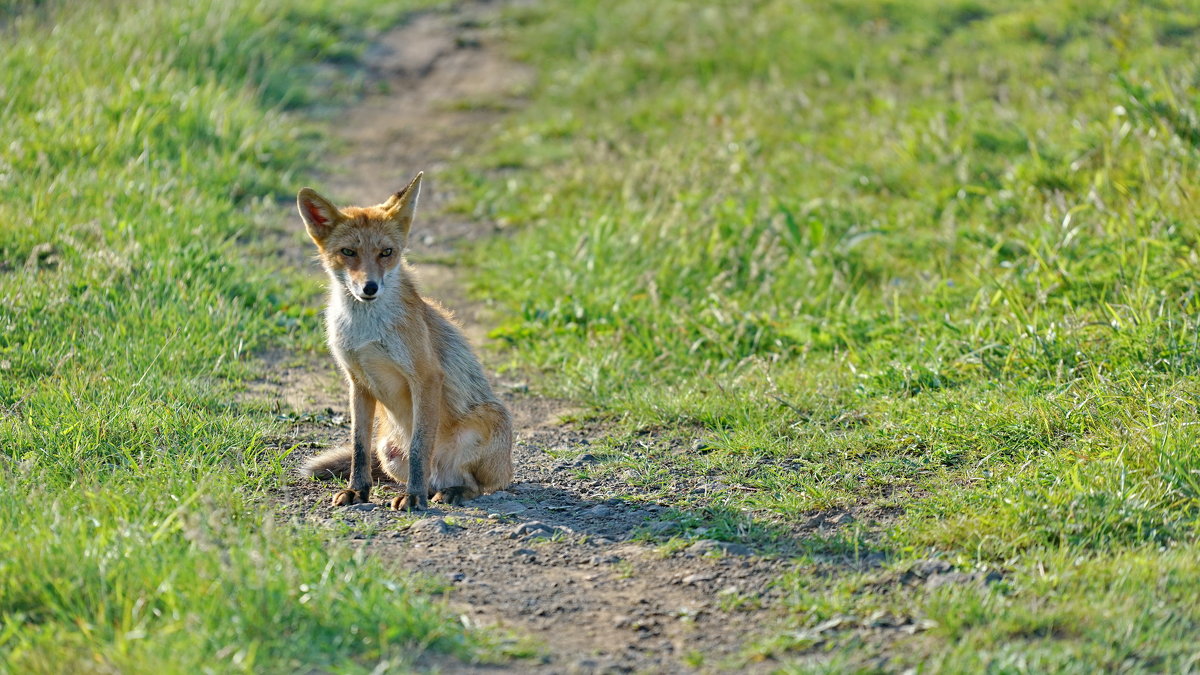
[383,172,423,241]
[297,188,341,242]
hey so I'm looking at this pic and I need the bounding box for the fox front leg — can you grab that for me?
[391,373,441,511]
[333,383,376,506]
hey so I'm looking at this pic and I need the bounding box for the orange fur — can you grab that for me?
[297,173,513,510]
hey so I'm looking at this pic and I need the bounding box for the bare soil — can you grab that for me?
[255,3,801,672]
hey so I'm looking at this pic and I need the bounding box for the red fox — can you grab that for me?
[296,172,513,510]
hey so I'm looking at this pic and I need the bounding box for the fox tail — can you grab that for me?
[299,446,387,481]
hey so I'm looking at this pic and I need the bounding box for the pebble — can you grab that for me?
[509,521,555,539]
[910,559,953,577]
[682,571,717,585]
[812,616,850,634]
[582,504,614,518]
[827,512,856,527]
[644,520,679,535]
[866,610,899,628]
[925,571,974,589]
[409,517,458,535]
[345,502,378,512]
[686,539,754,557]
[487,500,528,515]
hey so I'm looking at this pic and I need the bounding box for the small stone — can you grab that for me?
[866,610,898,628]
[686,539,753,557]
[447,572,466,583]
[583,504,614,518]
[488,500,528,515]
[925,571,973,590]
[510,521,555,539]
[828,512,855,527]
[812,616,848,634]
[682,571,718,585]
[345,502,378,512]
[644,520,679,535]
[911,558,953,577]
[409,517,458,535]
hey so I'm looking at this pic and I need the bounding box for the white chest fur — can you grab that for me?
[326,291,415,386]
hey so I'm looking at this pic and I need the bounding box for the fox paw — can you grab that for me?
[391,493,428,511]
[432,486,473,506]
[332,488,370,507]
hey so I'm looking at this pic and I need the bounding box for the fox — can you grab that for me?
[295,172,513,511]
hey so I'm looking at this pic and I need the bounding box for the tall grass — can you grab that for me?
[0,0,482,670]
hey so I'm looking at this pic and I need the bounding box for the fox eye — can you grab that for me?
[340,248,356,257]
[380,248,394,257]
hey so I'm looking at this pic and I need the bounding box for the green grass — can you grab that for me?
[460,0,1200,669]
[0,0,491,670]
[6,0,1200,669]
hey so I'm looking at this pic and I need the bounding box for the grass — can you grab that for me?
[458,0,1200,669]
[5,0,1200,670]
[0,0,495,670]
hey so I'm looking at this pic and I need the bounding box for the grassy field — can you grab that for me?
[0,0,493,670]
[5,0,1200,671]
[462,0,1200,670]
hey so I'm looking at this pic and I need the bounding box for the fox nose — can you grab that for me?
[362,281,378,297]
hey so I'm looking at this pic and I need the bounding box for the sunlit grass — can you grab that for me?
[0,0,489,670]
[464,0,1200,668]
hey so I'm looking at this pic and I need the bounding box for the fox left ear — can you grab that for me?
[383,172,423,243]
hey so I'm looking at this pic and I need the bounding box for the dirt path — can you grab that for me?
[257,4,793,672]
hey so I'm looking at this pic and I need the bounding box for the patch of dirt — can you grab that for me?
[257,3,805,672]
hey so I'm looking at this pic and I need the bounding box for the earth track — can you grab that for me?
[256,3,797,672]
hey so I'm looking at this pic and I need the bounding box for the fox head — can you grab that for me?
[297,172,422,303]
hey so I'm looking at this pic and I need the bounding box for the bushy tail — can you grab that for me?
[299,446,387,481]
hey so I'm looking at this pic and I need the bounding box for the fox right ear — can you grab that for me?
[297,188,341,242]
